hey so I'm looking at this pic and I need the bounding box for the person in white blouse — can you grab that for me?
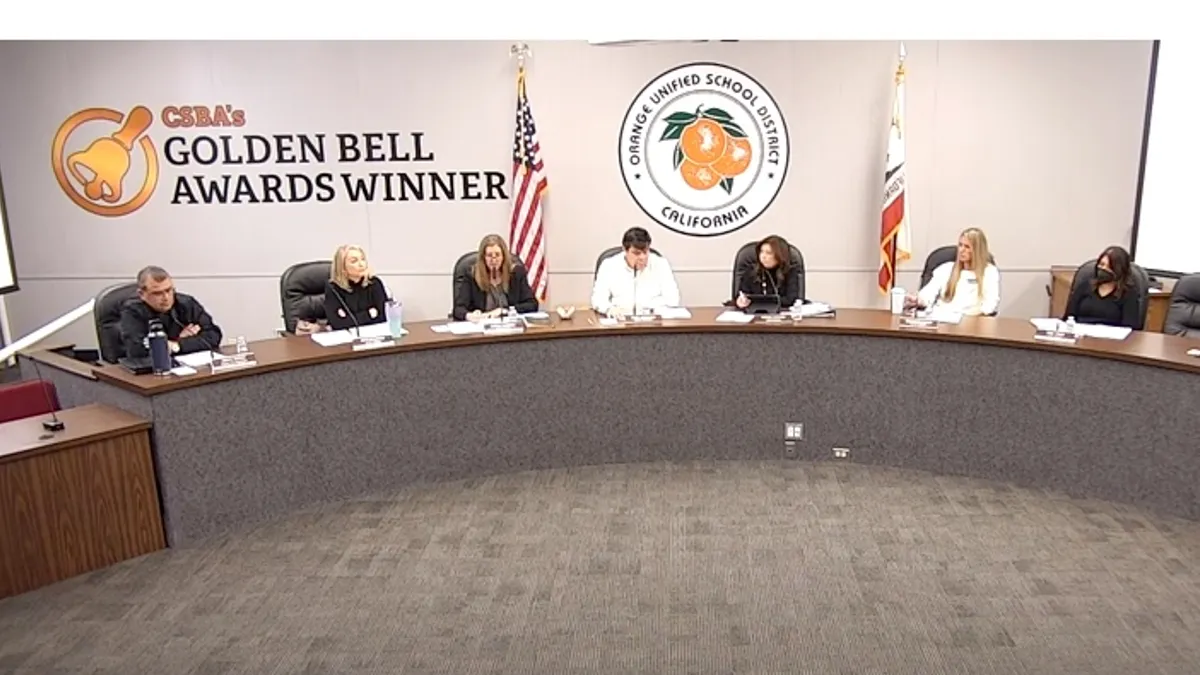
[591,227,682,319]
[905,227,1001,316]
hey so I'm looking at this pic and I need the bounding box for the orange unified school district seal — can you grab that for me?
[618,62,790,237]
[51,105,159,217]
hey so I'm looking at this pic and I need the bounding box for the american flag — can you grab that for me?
[509,67,549,301]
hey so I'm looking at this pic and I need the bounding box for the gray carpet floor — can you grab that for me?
[2,460,1200,675]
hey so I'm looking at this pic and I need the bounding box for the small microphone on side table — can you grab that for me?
[30,359,65,432]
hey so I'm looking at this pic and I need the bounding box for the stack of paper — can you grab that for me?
[1030,318,1065,333]
[311,323,407,347]
[1028,318,1132,341]
[1075,324,1132,340]
[925,307,963,325]
[715,310,757,324]
[656,307,693,320]
[174,351,215,368]
[790,302,834,318]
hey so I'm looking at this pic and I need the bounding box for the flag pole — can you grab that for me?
[506,41,551,305]
[878,40,911,297]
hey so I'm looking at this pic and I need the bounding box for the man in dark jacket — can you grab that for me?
[119,265,223,358]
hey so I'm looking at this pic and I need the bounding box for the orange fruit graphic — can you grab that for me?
[680,159,721,191]
[710,136,752,178]
[679,118,727,165]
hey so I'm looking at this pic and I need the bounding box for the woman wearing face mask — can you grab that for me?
[453,233,539,321]
[1063,245,1143,330]
[733,235,801,309]
[324,244,390,331]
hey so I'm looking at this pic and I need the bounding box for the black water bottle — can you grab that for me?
[148,319,171,375]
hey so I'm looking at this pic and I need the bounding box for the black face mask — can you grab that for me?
[1095,268,1115,283]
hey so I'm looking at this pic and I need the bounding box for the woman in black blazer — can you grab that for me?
[452,234,539,321]
[733,235,801,308]
[324,244,390,331]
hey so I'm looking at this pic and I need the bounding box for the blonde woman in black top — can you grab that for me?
[324,244,390,331]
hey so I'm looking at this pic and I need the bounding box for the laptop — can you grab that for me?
[745,294,783,315]
[118,356,155,375]
[118,355,179,375]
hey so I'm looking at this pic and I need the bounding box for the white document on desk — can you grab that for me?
[312,331,355,346]
[790,302,834,317]
[1029,318,1131,340]
[1075,324,1132,340]
[447,322,486,335]
[311,323,405,347]
[926,307,963,324]
[656,306,692,320]
[1030,317,1065,333]
[174,351,215,368]
[715,310,757,324]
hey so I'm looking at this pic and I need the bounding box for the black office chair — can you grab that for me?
[594,245,663,279]
[449,250,526,318]
[1066,258,1150,329]
[918,246,956,289]
[93,282,139,364]
[730,240,806,301]
[279,260,331,334]
[1164,273,1200,339]
[919,245,999,288]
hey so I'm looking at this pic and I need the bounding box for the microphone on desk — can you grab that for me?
[29,358,65,432]
[328,286,361,337]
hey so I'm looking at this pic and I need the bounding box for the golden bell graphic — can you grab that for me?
[66,105,153,203]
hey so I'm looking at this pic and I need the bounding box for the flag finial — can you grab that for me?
[510,43,532,68]
[899,42,906,62]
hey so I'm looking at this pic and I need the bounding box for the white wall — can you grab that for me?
[0,40,1153,347]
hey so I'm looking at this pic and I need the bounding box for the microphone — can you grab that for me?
[29,358,65,432]
[766,270,780,298]
[329,285,361,337]
[632,265,640,316]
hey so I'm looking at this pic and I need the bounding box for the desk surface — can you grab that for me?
[78,307,1200,396]
[0,404,152,464]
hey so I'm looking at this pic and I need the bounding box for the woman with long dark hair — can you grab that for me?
[1064,245,1143,330]
[734,235,801,308]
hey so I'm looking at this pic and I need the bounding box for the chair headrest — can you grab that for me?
[281,261,331,296]
[734,241,804,270]
[1175,274,1200,303]
[454,252,478,279]
[96,283,139,320]
[93,282,139,364]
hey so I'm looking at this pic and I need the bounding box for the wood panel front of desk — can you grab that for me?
[1048,266,1174,333]
[0,404,165,599]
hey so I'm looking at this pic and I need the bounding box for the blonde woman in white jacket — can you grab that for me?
[906,227,1001,316]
